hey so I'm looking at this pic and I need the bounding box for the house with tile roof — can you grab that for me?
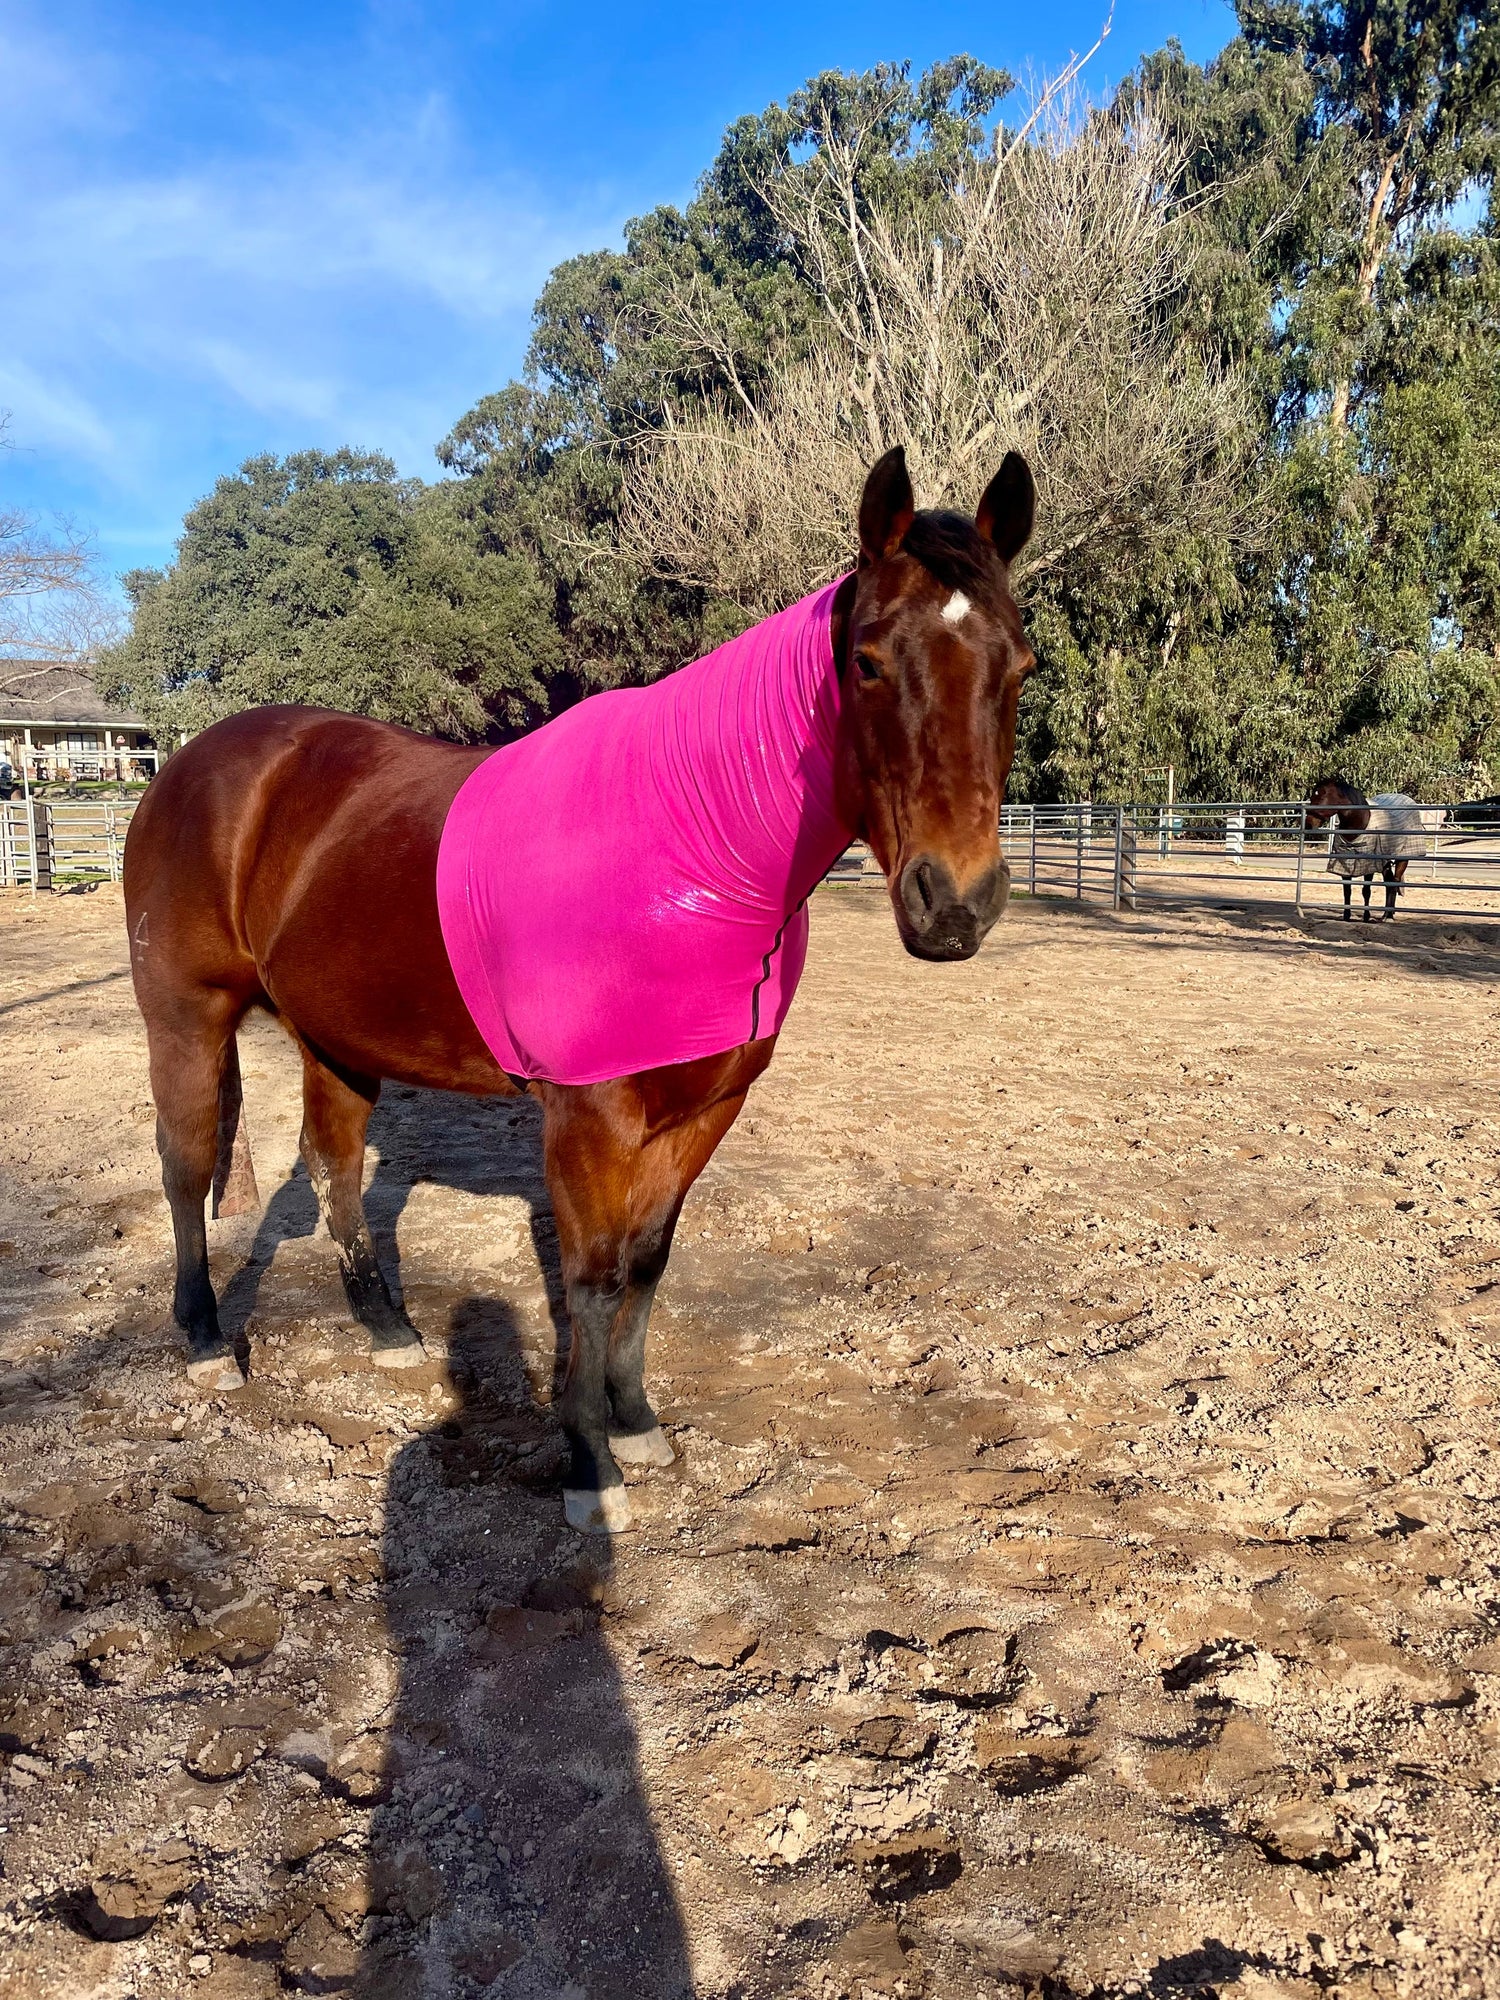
[0,662,160,789]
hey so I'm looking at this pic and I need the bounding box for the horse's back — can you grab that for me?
[135,703,447,816]
[128,707,409,878]
[1368,794,1428,860]
[129,709,410,959]
[125,707,503,1087]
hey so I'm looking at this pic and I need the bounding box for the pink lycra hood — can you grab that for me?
[436,581,853,1085]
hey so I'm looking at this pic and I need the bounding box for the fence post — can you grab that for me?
[1294,807,1306,915]
[1112,808,1123,910]
[1029,807,1036,897]
[1075,813,1083,899]
[33,802,52,893]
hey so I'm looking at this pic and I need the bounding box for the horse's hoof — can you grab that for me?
[371,1335,427,1370]
[186,1352,246,1392]
[564,1486,633,1534]
[609,1425,676,1467]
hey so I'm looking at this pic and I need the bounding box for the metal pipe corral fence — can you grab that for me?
[8,793,1499,926]
[0,797,143,890]
[993,800,1500,924]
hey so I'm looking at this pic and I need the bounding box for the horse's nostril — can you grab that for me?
[914,862,935,913]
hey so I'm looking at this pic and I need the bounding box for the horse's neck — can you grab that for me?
[656,587,848,892]
[1334,789,1370,828]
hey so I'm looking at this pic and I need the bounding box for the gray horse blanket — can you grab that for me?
[1327,794,1429,878]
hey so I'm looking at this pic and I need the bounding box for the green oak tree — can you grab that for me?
[99,449,565,740]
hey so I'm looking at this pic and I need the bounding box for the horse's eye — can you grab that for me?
[855,651,881,682]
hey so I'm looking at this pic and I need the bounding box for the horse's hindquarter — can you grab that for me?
[221,711,510,1092]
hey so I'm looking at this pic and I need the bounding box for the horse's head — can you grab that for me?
[1306,776,1370,830]
[833,446,1036,961]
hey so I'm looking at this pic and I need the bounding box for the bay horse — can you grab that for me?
[123,446,1036,1532]
[1306,777,1424,921]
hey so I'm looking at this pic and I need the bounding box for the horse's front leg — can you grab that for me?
[548,1234,677,1525]
[555,1271,631,1531]
[537,1044,769,1533]
[1342,880,1352,919]
[606,1251,678,1466]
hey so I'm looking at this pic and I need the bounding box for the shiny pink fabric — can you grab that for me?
[436,581,851,1085]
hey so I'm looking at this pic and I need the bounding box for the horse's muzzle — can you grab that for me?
[895,853,1010,961]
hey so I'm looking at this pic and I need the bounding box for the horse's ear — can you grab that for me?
[858,447,916,565]
[975,452,1035,565]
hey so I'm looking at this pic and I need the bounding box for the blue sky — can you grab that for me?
[0,0,1235,579]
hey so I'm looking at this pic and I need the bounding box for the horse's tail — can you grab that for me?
[211,1031,261,1219]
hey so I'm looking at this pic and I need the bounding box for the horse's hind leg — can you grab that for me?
[1362,876,1374,920]
[298,1045,425,1368]
[148,990,247,1391]
[1383,862,1401,918]
[1342,881,1352,919]
[213,1037,260,1219]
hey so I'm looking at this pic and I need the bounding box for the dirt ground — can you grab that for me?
[2,883,1499,2000]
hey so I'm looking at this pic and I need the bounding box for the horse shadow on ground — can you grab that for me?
[219,1088,696,2000]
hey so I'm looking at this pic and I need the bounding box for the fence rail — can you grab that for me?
[9,793,1500,926]
[999,805,1134,910]
[1,798,141,890]
[991,800,1500,924]
[834,801,1500,925]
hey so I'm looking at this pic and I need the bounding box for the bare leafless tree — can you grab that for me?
[0,415,121,701]
[619,65,1258,619]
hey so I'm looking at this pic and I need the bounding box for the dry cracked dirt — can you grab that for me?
[1,883,1499,2000]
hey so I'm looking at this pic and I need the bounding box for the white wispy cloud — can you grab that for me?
[0,14,629,501]
[4,156,605,471]
[35,150,577,328]
[0,359,118,463]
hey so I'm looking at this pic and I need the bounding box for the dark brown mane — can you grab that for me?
[901,509,1006,607]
